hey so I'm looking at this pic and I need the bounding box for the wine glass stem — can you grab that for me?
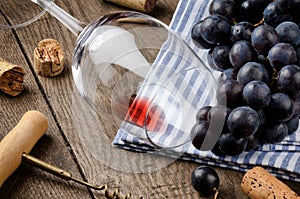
[31,0,85,36]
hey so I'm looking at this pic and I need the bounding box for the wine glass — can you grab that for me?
[31,0,219,172]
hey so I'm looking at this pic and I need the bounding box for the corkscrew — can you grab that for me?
[0,111,141,199]
[22,153,134,199]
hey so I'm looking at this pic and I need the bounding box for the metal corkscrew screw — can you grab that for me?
[22,153,138,199]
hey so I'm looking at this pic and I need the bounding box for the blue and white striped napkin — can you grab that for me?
[113,0,300,182]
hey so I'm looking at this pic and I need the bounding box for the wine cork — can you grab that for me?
[241,166,300,199]
[0,58,26,96]
[33,38,64,77]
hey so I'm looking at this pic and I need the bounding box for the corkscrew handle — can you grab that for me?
[0,110,49,187]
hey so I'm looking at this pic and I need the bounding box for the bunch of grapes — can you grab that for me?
[190,0,300,156]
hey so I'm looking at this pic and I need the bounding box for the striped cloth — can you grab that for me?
[113,0,300,182]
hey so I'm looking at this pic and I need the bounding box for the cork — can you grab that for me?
[241,166,300,199]
[33,38,64,77]
[0,58,26,96]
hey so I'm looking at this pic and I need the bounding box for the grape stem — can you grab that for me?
[213,188,219,199]
[269,68,279,87]
[254,18,265,27]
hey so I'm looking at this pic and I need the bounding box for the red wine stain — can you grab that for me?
[126,96,165,132]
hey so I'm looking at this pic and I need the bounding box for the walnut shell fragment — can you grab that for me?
[0,58,26,96]
[241,166,300,199]
[33,38,64,77]
[104,0,158,13]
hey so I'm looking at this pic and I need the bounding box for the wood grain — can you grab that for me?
[0,3,91,198]
[0,0,299,199]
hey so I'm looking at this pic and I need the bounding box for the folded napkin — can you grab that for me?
[113,0,300,182]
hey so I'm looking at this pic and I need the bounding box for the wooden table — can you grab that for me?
[0,0,299,198]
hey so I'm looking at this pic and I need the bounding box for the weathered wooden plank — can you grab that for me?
[0,0,299,199]
[0,5,92,199]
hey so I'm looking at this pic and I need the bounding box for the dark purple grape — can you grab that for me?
[268,43,297,71]
[191,20,215,49]
[227,106,260,138]
[218,68,238,85]
[212,45,233,70]
[207,48,218,70]
[245,134,262,151]
[240,0,272,24]
[200,14,231,45]
[191,166,220,197]
[257,54,268,65]
[276,0,300,17]
[275,21,300,46]
[293,97,300,118]
[217,80,244,108]
[230,21,254,43]
[191,116,223,151]
[218,133,248,155]
[190,121,209,150]
[211,142,226,156]
[251,24,279,55]
[293,38,300,66]
[237,62,270,85]
[196,106,212,122]
[208,105,231,137]
[257,109,267,125]
[230,40,257,68]
[208,105,231,122]
[295,44,300,65]
[277,64,300,99]
[265,93,295,122]
[257,122,288,143]
[243,80,271,110]
[286,116,299,135]
[263,1,293,27]
[209,0,239,22]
